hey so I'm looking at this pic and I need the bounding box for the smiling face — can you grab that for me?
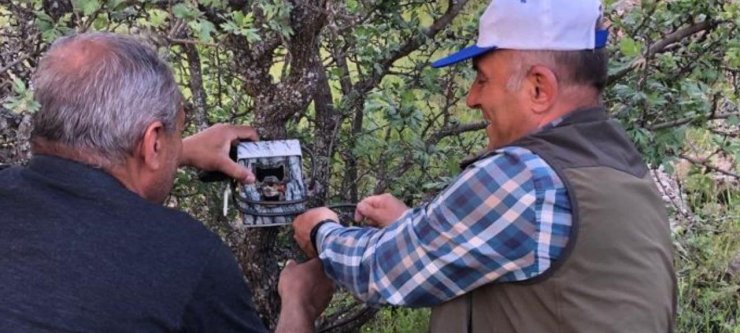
[466,50,543,150]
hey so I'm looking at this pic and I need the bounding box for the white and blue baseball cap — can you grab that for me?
[432,0,609,68]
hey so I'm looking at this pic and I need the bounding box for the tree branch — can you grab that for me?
[647,112,738,131]
[431,121,488,141]
[183,43,210,131]
[0,53,30,74]
[167,38,218,47]
[607,20,718,86]
[679,153,739,180]
[349,0,470,105]
[318,305,379,333]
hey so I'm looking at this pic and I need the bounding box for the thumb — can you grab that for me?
[356,200,384,226]
[285,259,297,267]
[354,202,366,222]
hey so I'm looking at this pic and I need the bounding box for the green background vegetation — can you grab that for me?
[1,0,738,331]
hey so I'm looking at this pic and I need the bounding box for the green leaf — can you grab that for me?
[727,115,739,127]
[192,19,216,42]
[619,37,641,57]
[107,0,126,10]
[4,79,40,114]
[149,9,169,28]
[172,3,200,20]
[12,78,27,94]
[200,0,226,8]
[72,0,101,16]
[92,15,108,30]
[34,10,54,26]
[243,28,262,43]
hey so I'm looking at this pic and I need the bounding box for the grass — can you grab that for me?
[362,308,430,333]
[674,178,740,332]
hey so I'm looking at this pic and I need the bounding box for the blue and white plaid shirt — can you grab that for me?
[315,146,572,307]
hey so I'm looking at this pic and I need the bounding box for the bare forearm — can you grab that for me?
[275,259,333,333]
[179,136,197,167]
[275,301,316,333]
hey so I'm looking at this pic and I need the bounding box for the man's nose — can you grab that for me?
[466,88,479,109]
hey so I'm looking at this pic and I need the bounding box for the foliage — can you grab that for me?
[363,308,430,333]
[1,0,739,331]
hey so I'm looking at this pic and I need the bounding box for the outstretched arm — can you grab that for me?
[296,149,572,307]
[180,124,259,183]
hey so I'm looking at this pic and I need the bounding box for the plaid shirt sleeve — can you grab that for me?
[315,146,572,307]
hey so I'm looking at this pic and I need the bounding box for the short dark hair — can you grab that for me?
[550,48,609,92]
[509,48,608,93]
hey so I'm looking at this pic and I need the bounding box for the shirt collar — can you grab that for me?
[459,106,607,169]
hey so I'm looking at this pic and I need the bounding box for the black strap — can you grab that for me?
[310,219,337,254]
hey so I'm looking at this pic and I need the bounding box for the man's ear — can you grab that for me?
[525,65,558,114]
[139,121,166,170]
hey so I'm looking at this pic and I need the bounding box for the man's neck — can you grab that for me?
[31,138,149,199]
[31,138,112,169]
[538,88,602,127]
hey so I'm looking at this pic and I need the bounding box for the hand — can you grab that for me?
[275,259,334,333]
[180,124,259,184]
[354,193,409,228]
[292,207,338,258]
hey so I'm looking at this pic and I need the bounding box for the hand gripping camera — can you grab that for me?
[200,140,308,228]
[235,140,307,227]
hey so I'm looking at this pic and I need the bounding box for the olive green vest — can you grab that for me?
[430,108,676,333]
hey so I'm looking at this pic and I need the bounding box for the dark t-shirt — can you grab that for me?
[0,155,267,332]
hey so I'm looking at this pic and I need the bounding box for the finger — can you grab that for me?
[354,203,365,222]
[220,160,255,184]
[354,195,380,222]
[228,125,259,142]
[353,202,378,226]
[362,195,382,207]
[285,259,297,268]
[355,200,383,225]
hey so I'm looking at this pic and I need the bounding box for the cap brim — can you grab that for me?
[431,45,497,68]
[432,29,609,68]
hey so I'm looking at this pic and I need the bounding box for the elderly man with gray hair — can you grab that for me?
[0,32,332,332]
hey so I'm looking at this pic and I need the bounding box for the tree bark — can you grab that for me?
[225,1,329,329]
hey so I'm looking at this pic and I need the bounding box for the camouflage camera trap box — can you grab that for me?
[233,140,307,227]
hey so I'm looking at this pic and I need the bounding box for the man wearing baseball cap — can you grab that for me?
[293,0,676,331]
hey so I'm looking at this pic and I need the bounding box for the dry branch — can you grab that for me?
[648,112,739,131]
[679,153,740,180]
[432,121,488,141]
[607,20,718,86]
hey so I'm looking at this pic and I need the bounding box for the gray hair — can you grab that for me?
[31,32,182,164]
[506,49,609,92]
[507,17,609,93]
